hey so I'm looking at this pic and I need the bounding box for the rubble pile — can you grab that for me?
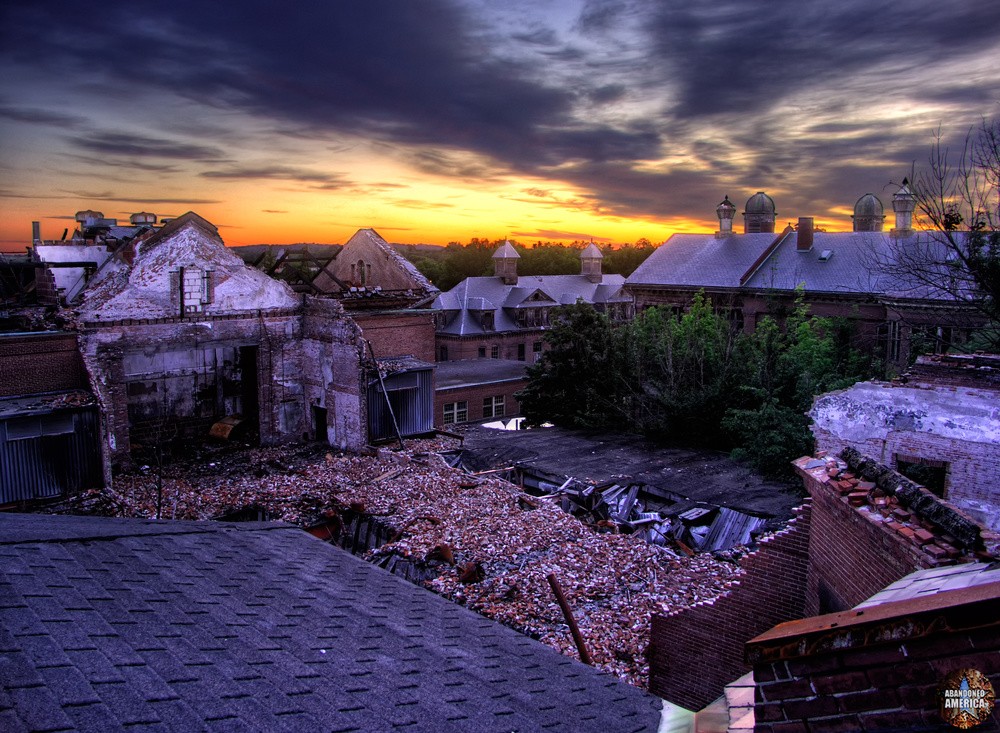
[53,438,743,687]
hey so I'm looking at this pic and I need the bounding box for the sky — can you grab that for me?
[1,0,999,250]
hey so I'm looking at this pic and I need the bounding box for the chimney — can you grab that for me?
[715,195,736,238]
[32,221,41,243]
[891,178,917,238]
[492,241,520,285]
[796,217,814,251]
[580,242,603,283]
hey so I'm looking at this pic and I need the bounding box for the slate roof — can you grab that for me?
[0,513,664,732]
[627,229,964,302]
[434,275,631,336]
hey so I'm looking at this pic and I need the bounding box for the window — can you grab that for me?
[439,345,449,361]
[481,311,495,331]
[895,454,949,497]
[443,401,467,425]
[478,346,486,358]
[483,395,505,419]
[517,343,525,361]
[490,345,499,359]
[877,321,901,363]
[533,341,543,362]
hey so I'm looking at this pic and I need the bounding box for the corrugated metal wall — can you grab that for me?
[0,408,102,503]
[366,369,434,442]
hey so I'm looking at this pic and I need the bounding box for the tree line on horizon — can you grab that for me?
[397,238,657,291]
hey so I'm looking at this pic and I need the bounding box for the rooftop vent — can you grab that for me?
[818,250,834,262]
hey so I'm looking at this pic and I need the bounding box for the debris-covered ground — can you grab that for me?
[48,438,744,687]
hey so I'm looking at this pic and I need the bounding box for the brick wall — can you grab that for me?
[436,331,545,362]
[0,333,87,397]
[353,311,436,362]
[435,378,528,426]
[747,584,1000,733]
[647,502,812,710]
[801,467,936,616]
[797,452,988,617]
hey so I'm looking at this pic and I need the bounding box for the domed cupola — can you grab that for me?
[852,194,885,232]
[743,192,776,233]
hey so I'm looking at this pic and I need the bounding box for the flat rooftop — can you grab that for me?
[435,359,529,390]
[459,425,801,519]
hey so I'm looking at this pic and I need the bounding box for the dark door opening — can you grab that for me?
[238,346,259,441]
[312,405,328,443]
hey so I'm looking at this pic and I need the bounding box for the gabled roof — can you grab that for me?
[0,513,664,732]
[433,274,631,336]
[77,212,298,321]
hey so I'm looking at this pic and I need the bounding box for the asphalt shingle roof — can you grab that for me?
[0,513,664,732]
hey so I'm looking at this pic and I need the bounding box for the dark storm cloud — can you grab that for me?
[69,131,223,160]
[2,0,997,227]
[0,104,86,128]
[1,0,656,171]
[644,0,1000,119]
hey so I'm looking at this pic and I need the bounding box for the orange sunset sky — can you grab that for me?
[2,1,999,251]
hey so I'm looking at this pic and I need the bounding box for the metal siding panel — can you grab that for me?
[0,408,102,503]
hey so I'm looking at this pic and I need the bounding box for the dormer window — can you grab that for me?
[481,311,494,331]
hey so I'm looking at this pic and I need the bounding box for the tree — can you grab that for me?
[517,303,623,429]
[882,119,1000,350]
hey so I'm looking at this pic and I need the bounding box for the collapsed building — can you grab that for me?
[30,212,367,484]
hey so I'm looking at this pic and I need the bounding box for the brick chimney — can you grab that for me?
[492,241,520,285]
[796,217,814,252]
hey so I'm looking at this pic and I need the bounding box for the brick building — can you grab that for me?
[434,359,529,427]
[73,212,367,474]
[0,332,102,503]
[626,185,988,366]
[747,562,1000,732]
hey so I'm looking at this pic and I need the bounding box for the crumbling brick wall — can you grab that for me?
[0,332,87,396]
[647,502,811,710]
[797,451,989,618]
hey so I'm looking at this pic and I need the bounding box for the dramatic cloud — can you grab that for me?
[69,131,224,160]
[1,0,998,241]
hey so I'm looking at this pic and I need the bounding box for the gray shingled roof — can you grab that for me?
[0,513,664,732]
[628,230,964,301]
[434,275,631,336]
